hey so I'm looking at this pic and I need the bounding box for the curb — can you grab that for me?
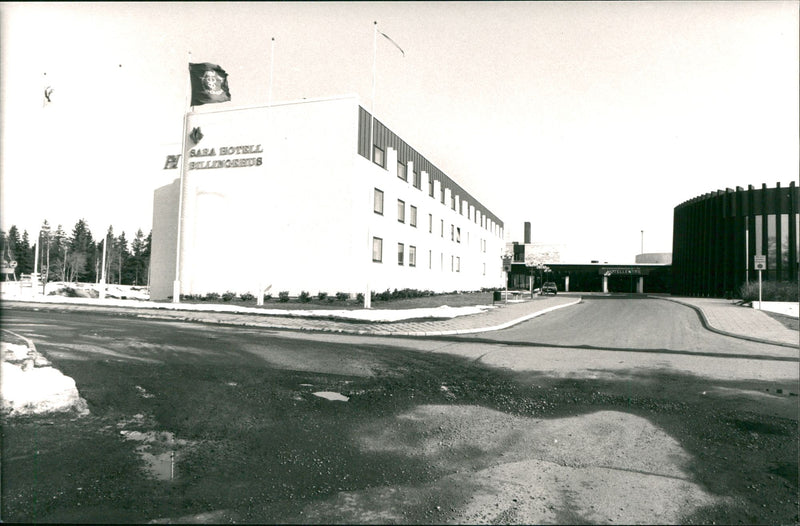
[653,296,799,349]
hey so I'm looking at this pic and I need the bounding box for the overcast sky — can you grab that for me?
[1,1,797,263]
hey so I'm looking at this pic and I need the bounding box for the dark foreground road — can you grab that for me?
[1,297,797,524]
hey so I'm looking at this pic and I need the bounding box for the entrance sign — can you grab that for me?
[753,255,766,270]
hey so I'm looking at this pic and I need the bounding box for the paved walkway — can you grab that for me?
[658,296,798,348]
[2,294,797,347]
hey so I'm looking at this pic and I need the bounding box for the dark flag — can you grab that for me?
[189,63,231,106]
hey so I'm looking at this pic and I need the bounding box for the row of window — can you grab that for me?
[373,187,488,252]
[373,145,502,237]
[371,236,484,273]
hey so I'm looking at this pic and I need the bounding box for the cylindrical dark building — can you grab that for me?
[672,182,799,297]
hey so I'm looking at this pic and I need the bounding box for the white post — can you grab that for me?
[99,235,107,300]
[758,269,762,310]
[32,241,39,295]
[565,275,570,293]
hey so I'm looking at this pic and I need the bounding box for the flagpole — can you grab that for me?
[364,22,379,309]
[173,51,192,303]
[268,37,275,106]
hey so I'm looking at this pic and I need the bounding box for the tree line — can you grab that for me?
[1,219,151,286]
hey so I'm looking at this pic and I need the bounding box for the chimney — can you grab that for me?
[524,222,531,244]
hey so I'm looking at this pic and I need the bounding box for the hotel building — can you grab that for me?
[150,95,505,300]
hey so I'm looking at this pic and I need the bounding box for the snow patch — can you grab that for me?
[313,391,349,402]
[1,342,89,416]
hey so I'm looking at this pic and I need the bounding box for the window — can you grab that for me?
[397,199,405,223]
[441,187,445,204]
[450,224,454,241]
[413,171,421,189]
[397,161,407,181]
[373,145,384,167]
[456,227,461,243]
[451,194,456,210]
[451,255,454,272]
[429,249,432,269]
[410,205,417,227]
[456,256,460,272]
[373,188,384,215]
[440,219,444,237]
[429,177,434,197]
[483,262,486,275]
[428,213,433,233]
[409,245,417,267]
[372,237,383,262]
[397,243,404,265]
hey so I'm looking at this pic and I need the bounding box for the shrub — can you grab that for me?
[240,292,255,302]
[738,281,799,302]
[204,292,220,301]
[356,293,364,303]
[317,291,328,301]
[299,291,311,302]
[263,293,272,301]
[278,291,290,302]
[221,291,236,302]
[336,292,350,301]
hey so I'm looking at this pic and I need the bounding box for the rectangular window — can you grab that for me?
[780,214,789,280]
[409,245,417,267]
[440,187,445,204]
[373,188,384,215]
[398,243,404,266]
[440,219,444,237]
[413,171,421,189]
[397,199,405,223]
[451,194,456,210]
[451,255,454,272]
[767,214,776,279]
[456,227,461,243]
[373,145,384,167]
[483,262,486,275]
[410,205,417,227]
[372,237,383,262]
[428,213,433,233]
[397,161,407,181]
[450,224,454,241]
[456,256,460,272]
[429,249,432,269]
[429,177,434,197]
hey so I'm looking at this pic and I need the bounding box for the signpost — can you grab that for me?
[502,255,512,304]
[754,255,766,310]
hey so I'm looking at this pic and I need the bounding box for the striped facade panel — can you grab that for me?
[357,106,503,229]
[672,182,799,297]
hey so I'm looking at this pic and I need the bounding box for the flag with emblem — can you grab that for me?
[189,63,231,106]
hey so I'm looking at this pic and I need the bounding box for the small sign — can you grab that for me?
[754,255,766,270]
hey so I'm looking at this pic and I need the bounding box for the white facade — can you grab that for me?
[150,95,505,300]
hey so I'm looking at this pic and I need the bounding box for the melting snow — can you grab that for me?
[313,391,349,402]
[2,342,89,416]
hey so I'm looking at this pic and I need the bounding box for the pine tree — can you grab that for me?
[69,219,95,282]
[18,230,33,275]
[6,226,22,278]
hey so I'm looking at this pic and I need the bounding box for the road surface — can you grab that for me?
[1,297,797,524]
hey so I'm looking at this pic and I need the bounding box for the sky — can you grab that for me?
[1,1,797,263]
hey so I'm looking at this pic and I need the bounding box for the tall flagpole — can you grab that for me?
[268,37,276,106]
[364,22,379,309]
[173,51,192,303]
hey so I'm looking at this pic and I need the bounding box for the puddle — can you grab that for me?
[120,430,192,481]
[313,391,349,402]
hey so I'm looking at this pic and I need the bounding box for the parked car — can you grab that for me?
[541,282,558,295]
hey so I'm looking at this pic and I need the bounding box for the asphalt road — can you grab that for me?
[1,297,797,524]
